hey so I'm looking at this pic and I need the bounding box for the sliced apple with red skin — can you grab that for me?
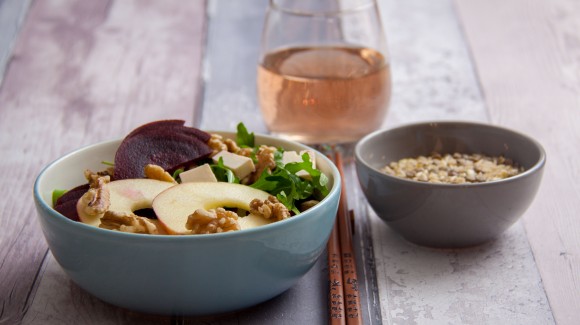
[77,179,175,226]
[152,182,273,234]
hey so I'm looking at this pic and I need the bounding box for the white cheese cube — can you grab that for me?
[212,151,255,179]
[179,163,218,183]
[282,150,316,179]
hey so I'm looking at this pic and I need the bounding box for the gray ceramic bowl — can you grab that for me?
[355,121,545,248]
[33,132,340,315]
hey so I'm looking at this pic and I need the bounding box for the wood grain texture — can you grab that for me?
[1,0,570,323]
[199,0,267,133]
[377,0,488,129]
[369,0,554,323]
[198,1,382,324]
[0,0,31,84]
[454,0,580,324]
[0,0,206,323]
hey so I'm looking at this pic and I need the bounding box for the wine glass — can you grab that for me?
[257,0,391,145]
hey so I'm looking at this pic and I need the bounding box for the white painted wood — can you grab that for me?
[0,0,207,323]
[0,0,31,84]
[365,0,555,323]
[370,214,553,324]
[377,0,488,128]
[1,0,575,323]
[199,1,383,323]
[200,0,267,133]
[454,0,580,324]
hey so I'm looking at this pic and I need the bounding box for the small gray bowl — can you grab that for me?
[355,121,546,248]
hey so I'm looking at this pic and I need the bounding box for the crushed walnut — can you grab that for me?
[99,211,159,234]
[300,200,320,212]
[186,208,241,234]
[382,152,524,184]
[250,196,290,221]
[144,164,177,184]
[78,170,111,218]
[208,134,252,157]
[247,145,277,184]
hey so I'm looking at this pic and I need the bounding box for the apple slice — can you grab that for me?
[152,182,272,234]
[238,213,273,229]
[77,179,175,226]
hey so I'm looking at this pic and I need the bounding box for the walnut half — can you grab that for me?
[185,208,241,234]
[99,211,159,234]
[249,196,290,221]
[77,171,111,218]
[144,164,177,184]
[208,134,253,158]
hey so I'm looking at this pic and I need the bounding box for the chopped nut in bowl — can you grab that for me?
[33,121,341,316]
[355,121,546,248]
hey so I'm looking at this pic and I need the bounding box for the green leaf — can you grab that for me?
[172,168,184,181]
[211,157,239,183]
[250,151,329,214]
[284,153,330,199]
[236,122,254,147]
[101,160,114,167]
[52,189,68,206]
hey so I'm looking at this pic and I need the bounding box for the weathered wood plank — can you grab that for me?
[0,0,32,83]
[454,0,580,324]
[197,1,387,323]
[197,1,382,323]
[199,0,268,133]
[0,0,207,323]
[378,0,488,128]
[369,0,554,323]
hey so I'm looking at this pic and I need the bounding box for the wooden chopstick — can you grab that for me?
[335,151,363,324]
[327,150,363,325]
[327,216,346,324]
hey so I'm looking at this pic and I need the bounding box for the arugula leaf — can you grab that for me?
[287,153,330,198]
[172,168,184,181]
[236,122,254,147]
[52,189,67,206]
[211,157,239,183]
[250,152,329,214]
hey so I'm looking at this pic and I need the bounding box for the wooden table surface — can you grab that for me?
[1,0,578,324]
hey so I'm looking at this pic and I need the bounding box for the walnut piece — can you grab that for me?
[78,171,111,218]
[247,145,277,183]
[250,196,290,221]
[144,164,177,184]
[99,211,159,234]
[185,208,241,234]
[300,200,320,212]
[208,134,228,156]
[208,134,253,158]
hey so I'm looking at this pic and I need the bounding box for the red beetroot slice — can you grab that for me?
[125,120,184,139]
[125,120,211,143]
[113,125,213,180]
[54,183,90,221]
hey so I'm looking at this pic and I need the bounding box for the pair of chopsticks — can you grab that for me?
[327,151,362,325]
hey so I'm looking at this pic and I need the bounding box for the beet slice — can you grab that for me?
[113,121,213,180]
[125,120,185,139]
[54,183,90,221]
[125,120,211,143]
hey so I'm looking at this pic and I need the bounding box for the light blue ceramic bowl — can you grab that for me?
[33,132,340,315]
